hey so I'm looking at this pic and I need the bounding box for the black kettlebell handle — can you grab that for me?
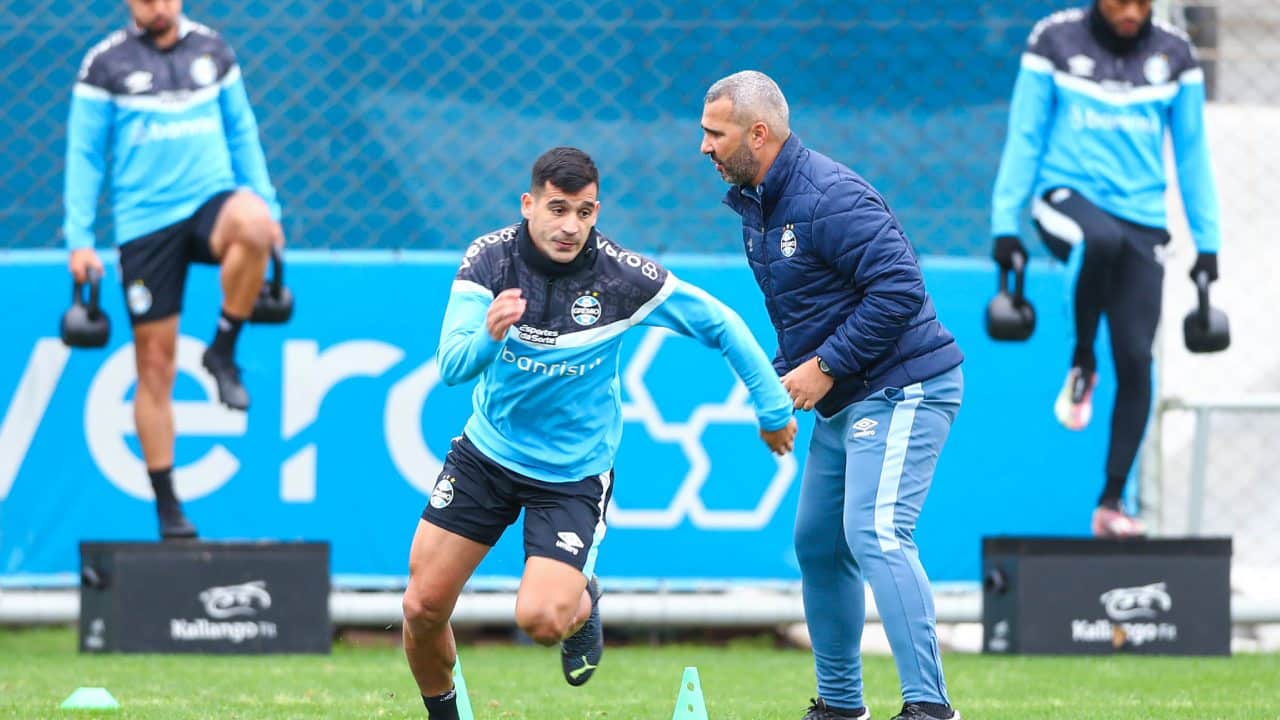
[267,246,284,299]
[1012,251,1026,301]
[73,268,104,320]
[1194,270,1211,326]
[998,251,1028,303]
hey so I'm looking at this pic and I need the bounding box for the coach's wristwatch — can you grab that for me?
[816,356,833,376]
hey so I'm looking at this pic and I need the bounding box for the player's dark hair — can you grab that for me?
[530,147,599,195]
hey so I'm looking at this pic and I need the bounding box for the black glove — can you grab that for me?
[1189,252,1218,283]
[993,235,1028,271]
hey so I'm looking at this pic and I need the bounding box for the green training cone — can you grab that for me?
[453,656,475,720]
[60,687,119,711]
[671,666,709,720]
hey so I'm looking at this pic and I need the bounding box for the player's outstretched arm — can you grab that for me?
[640,276,794,444]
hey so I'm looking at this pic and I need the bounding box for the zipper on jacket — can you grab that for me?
[166,54,177,90]
[754,216,789,368]
[541,277,556,322]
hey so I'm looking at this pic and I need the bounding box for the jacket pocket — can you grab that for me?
[874,386,906,404]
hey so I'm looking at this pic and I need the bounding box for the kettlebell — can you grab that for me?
[985,251,1036,341]
[1183,270,1230,353]
[60,268,110,348]
[250,245,294,324]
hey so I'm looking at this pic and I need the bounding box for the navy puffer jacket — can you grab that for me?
[723,134,964,416]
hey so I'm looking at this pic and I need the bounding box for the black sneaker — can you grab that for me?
[890,703,959,720]
[802,698,869,720]
[798,696,870,717]
[560,576,602,686]
[202,349,249,411]
[157,502,198,540]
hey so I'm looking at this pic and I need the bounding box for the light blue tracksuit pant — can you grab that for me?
[794,365,963,710]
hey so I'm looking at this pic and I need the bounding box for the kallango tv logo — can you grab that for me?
[1071,581,1177,648]
[170,580,278,644]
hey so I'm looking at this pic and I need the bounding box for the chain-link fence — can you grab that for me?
[2,1,1278,576]
[2,0,1070,254]
[1149,1,1280,582]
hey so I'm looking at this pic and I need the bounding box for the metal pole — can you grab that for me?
[5,586,1280,626]
[1186,407,1212,535]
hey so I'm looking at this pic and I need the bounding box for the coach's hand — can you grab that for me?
[68,248,104,284]
[782,357,834,412]
[486,288,527,341]
[760,417,797,456]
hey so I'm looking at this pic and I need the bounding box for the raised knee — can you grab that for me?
[515,604,572,646]
[224,197,275,255]
[1084,231,1124,262]
[237,219,275,256]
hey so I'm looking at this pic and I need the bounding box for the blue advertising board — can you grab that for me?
[0,252,1113,586]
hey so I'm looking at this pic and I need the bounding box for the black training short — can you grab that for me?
[117,190,234,325]
[421,434,614,575]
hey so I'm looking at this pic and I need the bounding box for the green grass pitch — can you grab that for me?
[1,628,1277,719]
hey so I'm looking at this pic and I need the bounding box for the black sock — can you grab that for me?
[828,706,866,718]
[210,309,245,359]
[1098,477,1127,508]
[422,689,458,720]
[148,467,177,512]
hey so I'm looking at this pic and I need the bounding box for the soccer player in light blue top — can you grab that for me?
[990,0,1223,537]
[63,0,283,539]
[400,147,797,720]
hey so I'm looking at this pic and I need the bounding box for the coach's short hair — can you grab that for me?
[530,147,599,195]
[704,70,791,137]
